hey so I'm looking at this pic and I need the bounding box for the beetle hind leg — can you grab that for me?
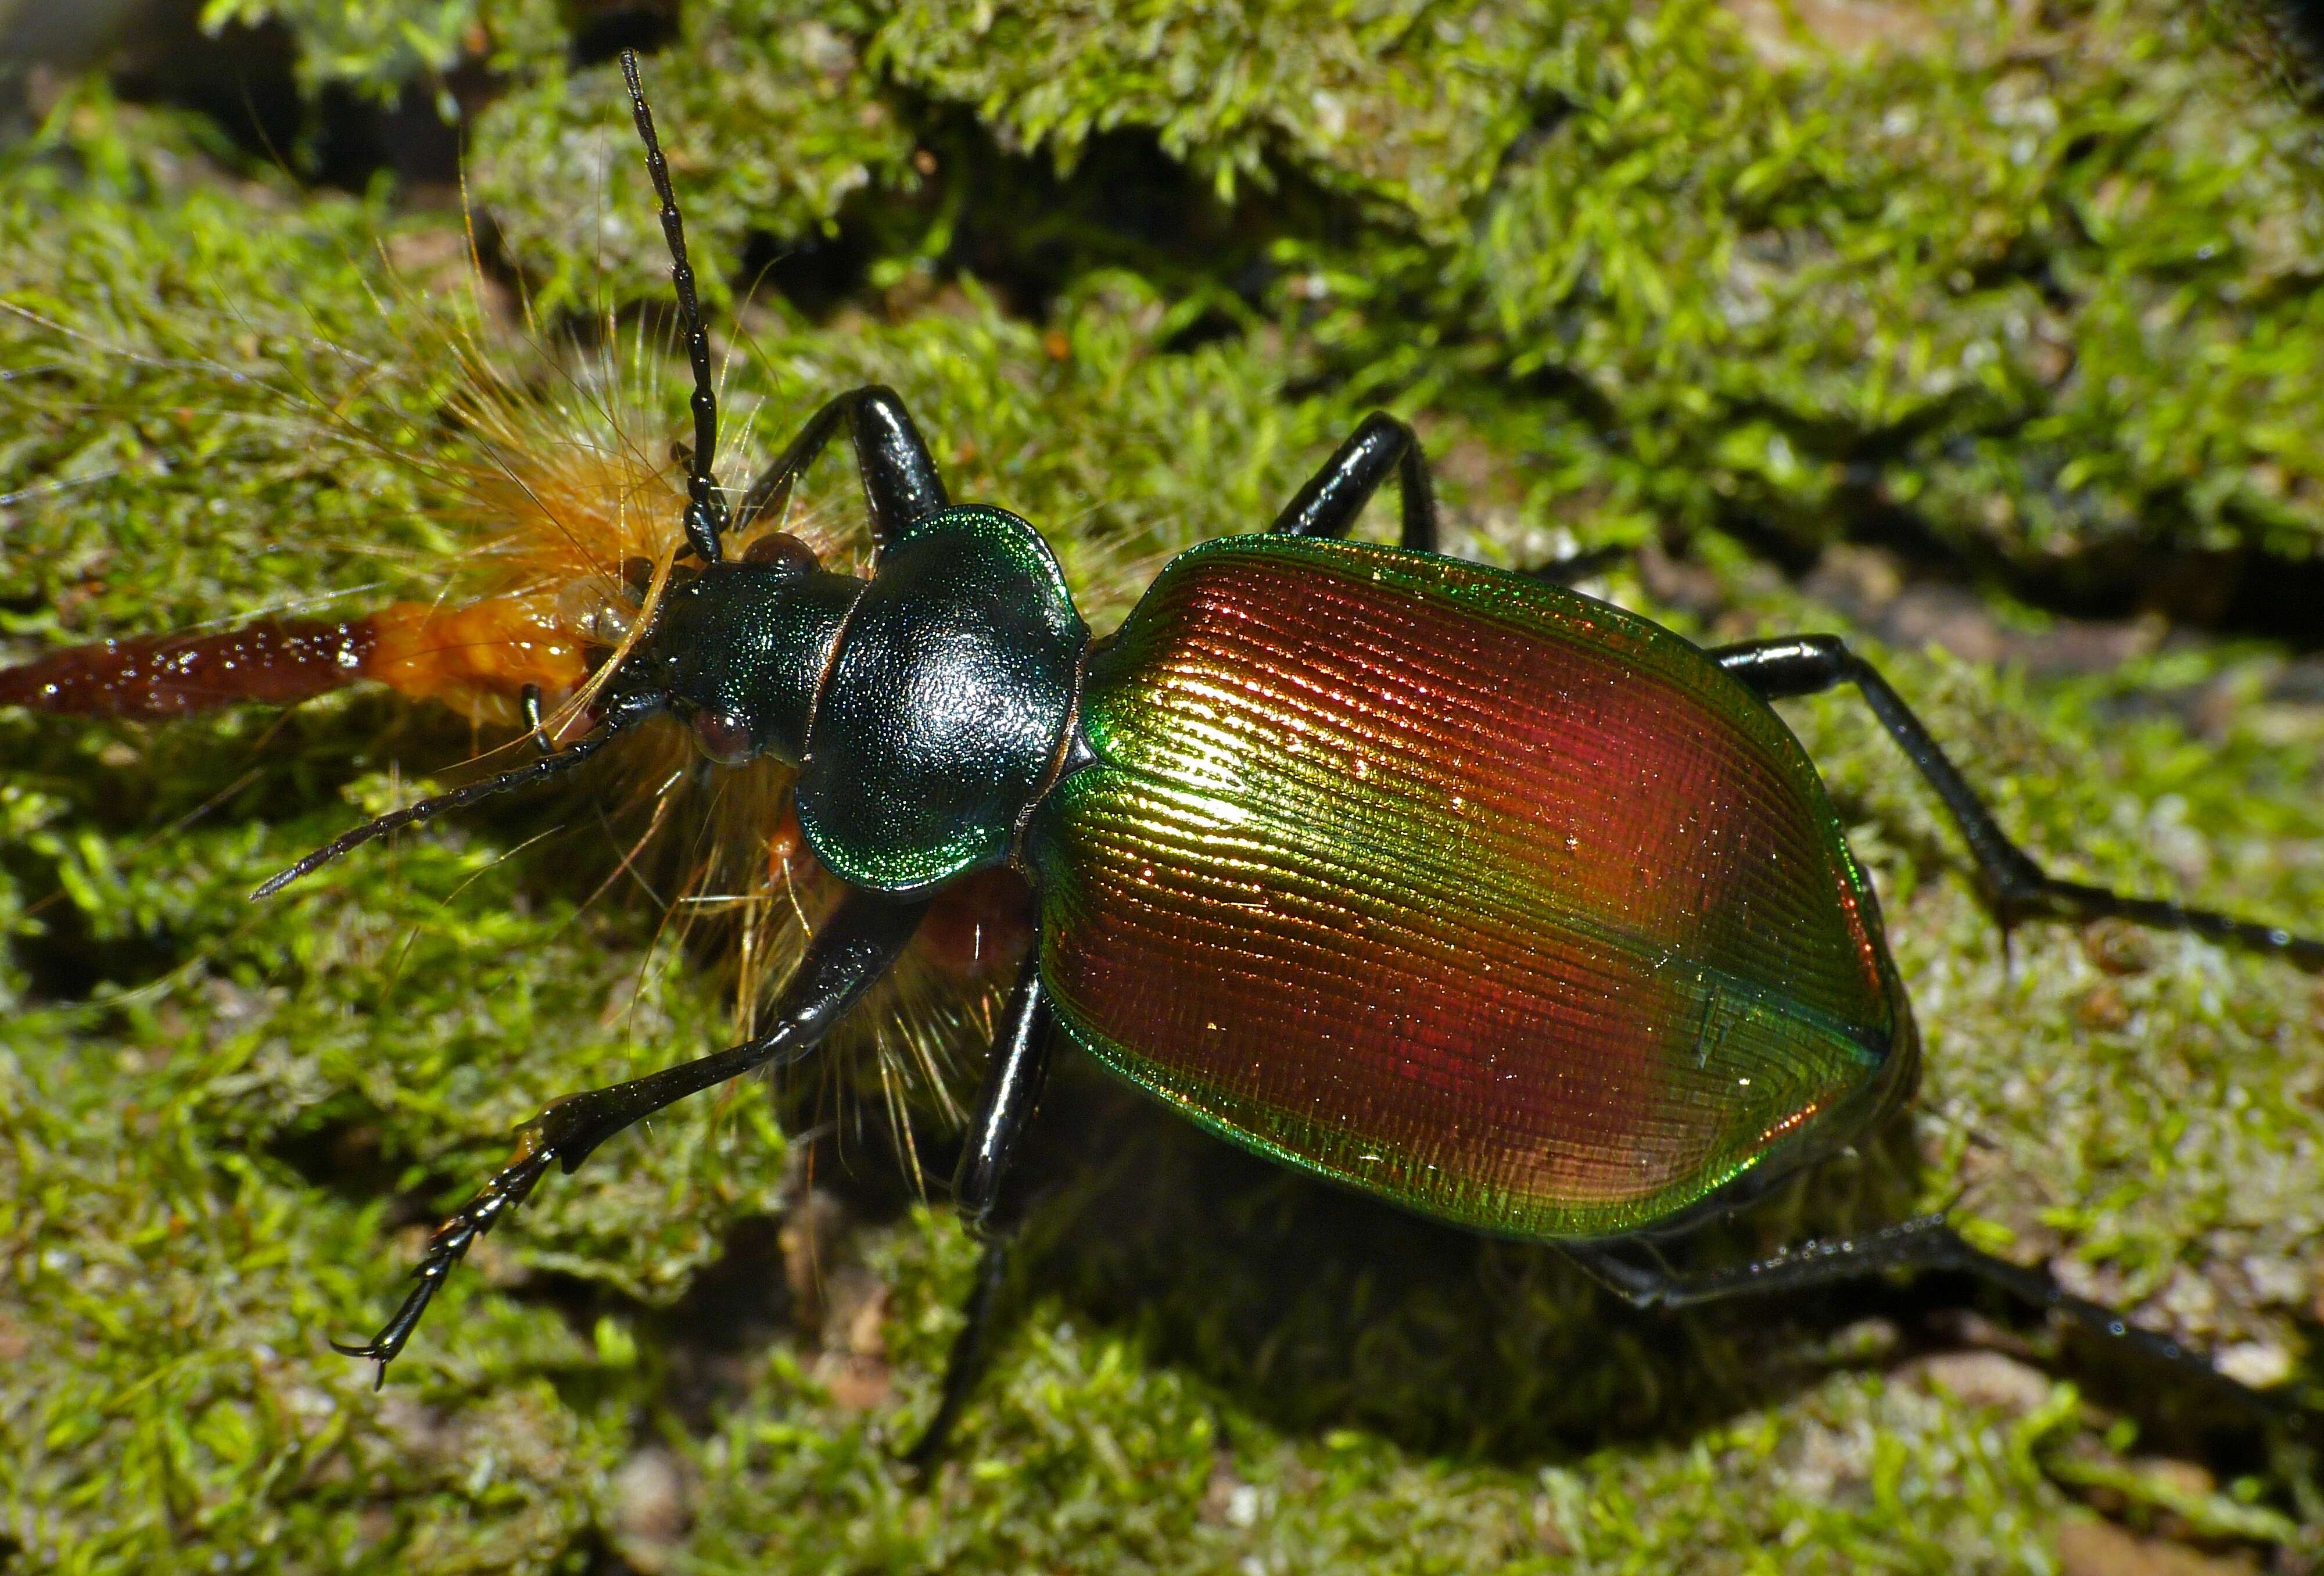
[1563,1218,2300,1421]
[1713,635,2324,969]
[331,1146,555,1385]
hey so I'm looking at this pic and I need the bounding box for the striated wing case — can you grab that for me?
[1030,534,1914,1239]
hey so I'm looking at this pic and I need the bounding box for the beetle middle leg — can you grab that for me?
[1265,414,1624,578]
[1561,1218,2291,1417]
[1714,634,2323,968]
[332,887,929,1384]
[1270,411,1440,552]
[519,683,553,755]
[902,953,1055,1471]
[731,385,949,546]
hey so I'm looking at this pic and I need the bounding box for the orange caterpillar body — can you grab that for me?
[0,598,584,721]
[0,309,1028,1152]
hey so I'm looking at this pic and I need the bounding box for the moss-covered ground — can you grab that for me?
[4,1,2323,1570]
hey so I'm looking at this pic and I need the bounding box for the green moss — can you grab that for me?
[982,0,2318,573]
[199,0,489,96]
[221,0,2324,575]
[1428,0,2324,568]
[5,19,2324,1575]
[873,0,1548,227]
[468,0,920,315]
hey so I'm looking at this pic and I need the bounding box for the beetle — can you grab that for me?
[8,53,2318,1463]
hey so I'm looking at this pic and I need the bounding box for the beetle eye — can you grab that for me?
[690,708,755,766]
[738,532,819,574]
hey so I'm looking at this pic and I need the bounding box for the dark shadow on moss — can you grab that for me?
[267,1117,410,1216]
[0,696,426,1003]
[1723,481,2324,657]
[2247,0,2324,98]
[3,846,180,1004]
[105,0,303,167]
[881,1055,2289,1470]
[107,0,481,195]
[636,1213,795,1428]
[738,98,1372,332]
[742,227,873,325]
[566,1,679,70]
[878,1057,1898,1460]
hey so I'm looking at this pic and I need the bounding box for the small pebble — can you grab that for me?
[2053,1516,2255,1576]
[1910,1349,2052,1414]
[614,1447,689,1547]
[2213,1341,2291,1391]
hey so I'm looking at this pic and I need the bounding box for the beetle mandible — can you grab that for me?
[12,53,2318,1462]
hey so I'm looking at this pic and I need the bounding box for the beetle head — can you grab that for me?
[584,532,862,768]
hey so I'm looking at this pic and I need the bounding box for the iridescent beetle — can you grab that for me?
[8,54,2319,1460]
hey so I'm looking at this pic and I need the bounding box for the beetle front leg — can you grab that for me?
[732,385,949,546]
[1562,1219,2297,1420]
[1270,411,1440,553]
[1713,635,2323,968]
[903,953,1053,1471]
[332,887,930,1384]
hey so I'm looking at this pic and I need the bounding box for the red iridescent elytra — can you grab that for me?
[1032,534,1919,1239]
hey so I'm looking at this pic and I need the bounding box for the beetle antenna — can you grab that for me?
[251,730,619,900]
[620,47,726,565]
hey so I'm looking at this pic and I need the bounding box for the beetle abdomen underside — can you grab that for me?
[1034,535,1911,1239]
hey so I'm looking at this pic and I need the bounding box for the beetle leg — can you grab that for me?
[1712,634,2323,969]
[1270,411,1441,553]
[951,957,1055,1235]
[519,683,553,755]
[903,954,1054,1472]
[902,1237,1013,1475]
[731,385,949,547]
[1525,543,1630,588]
[1562,1217,2297,1420]
[329,888,930,1385]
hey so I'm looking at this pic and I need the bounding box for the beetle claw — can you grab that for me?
[326,1338,393,1390]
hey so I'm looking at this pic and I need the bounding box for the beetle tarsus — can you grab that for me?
[2020,877,2324,969]
[331,890,928,1379]
[1567,1215,2307,1424]
[330,1146,555,1381]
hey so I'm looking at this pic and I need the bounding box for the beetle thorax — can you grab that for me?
[607,507,1089,897]
[792,506,1089,894]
